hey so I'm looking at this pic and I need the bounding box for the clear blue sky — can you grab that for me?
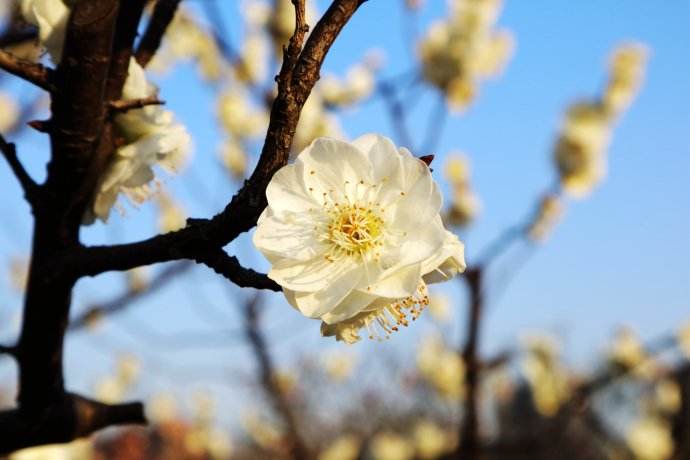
[1,0,689,423]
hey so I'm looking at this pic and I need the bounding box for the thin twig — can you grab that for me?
[0,344,16,357]
[108,96,165,112]
[135,0,183,67]
[0,134,39,204]
[69,261,193,331]
[193,248,280,291]
[0,49,55,91]
[242,294,310,460]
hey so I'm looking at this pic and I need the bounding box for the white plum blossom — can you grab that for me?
[253,134,465,343]
[20,0,70,63]
[83,60,191,224]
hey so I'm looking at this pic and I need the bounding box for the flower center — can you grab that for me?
[325,204,384,258]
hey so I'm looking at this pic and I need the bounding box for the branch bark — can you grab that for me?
[0,394,145,455]
[193,248,280,291]
[135,0,182,67]
[0,48,55,91]
[0,134,40,205]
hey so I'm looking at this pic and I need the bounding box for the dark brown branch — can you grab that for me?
[135,0,182,67]
[193,248,281,291]
[108,96,165,112]
[74,0,367,277]
[70,262,193,331]
[0,344,16,357]
[0,48,55,91]
[0,27,38,48]
[243,294,310,460]
[458,267,484,459]
[0,393,145,454]
[0,134,40,205]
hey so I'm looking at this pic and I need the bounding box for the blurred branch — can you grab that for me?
[69,261,193,331]
[0,133,40,205]
[0,394,146,455]
[0,49,55,91]
[378,80,414,149]
[419,93,448,155]
[0,344,16,357]
[108,96,165,112]
[0,27,37,48]
[243,294,310,460]
[458,267,484,459]
[193,248,280,291]
[135,0,182,67]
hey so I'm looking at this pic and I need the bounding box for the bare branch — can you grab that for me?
[0,48,55,91]
[0,134,40,205]
[0,344,16,357]
[242,294,310,459]
[70,262,193,331]
[194,248,281,291]
[0,393,146,454]
[108,96,165,113]
[135,0,182,67]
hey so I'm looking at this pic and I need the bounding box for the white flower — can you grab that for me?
[0,91,19,133]
[21,0,70,63]
[253,135,465,343]
[84,60,191,223]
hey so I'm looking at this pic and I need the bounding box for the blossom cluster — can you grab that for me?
[418,0,514,112]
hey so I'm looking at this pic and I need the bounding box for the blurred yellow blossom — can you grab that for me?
[603,43,649,118]
[116,353,141,387]
[0,91,19,133]
[10,439,92,460]
[444,153,480,227]
[322,351,358,381]
[417,334,465,400]
[318,434,361,460]
[418,0,514,112]
[218,86,268,140]
[9,256,29,293]
[243,411,283,450]
[428,293,452,323]
[522,334,570,417]
[677,322,690,358]
[147,392,179,424]
[609,328,646,369]
[554,101,610,198]
[219,140,249,180]
[320,61,377,107]
[626,417,673,460]
[292,91,344,154]
[655,380,681,414]
[127,267,149,293]
[274,369,297,394]
[370,432,415,460]
[267,0,318,56]
[527,194,564,242]
[148,6,225,81]
[413,420,452,459]
[155,192,187,233]
[94,376,126,404]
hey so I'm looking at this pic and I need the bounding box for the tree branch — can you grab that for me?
[242,294,310,459]
[108,96,165,112]
[0,134,40,205]
[135,0,182,67]
[193,248,280,291]
[0,344,16,357]
[0,49,55,91]
[0,393,146,454]
[74,0,367,278]
[69,261,193,331]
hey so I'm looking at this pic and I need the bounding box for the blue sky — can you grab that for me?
[1,0,689,422]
